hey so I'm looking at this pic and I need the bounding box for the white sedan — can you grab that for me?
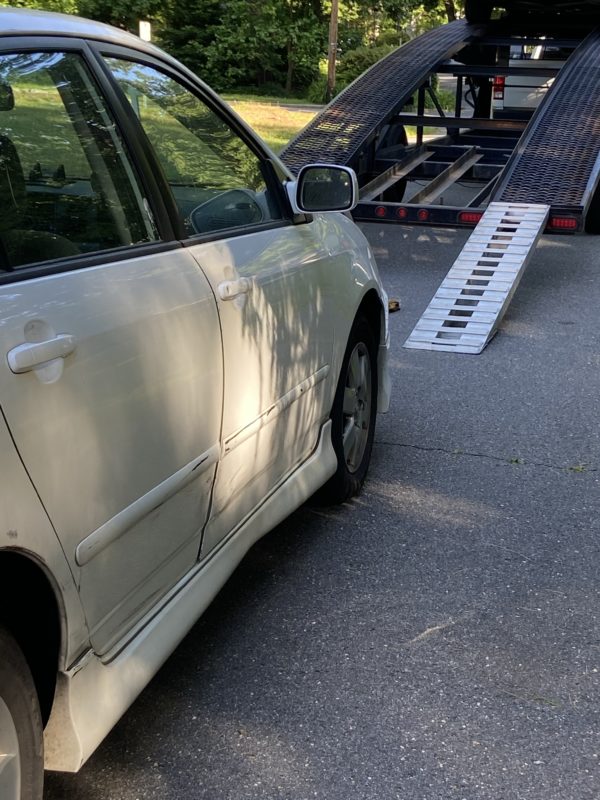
[0,8,390,799]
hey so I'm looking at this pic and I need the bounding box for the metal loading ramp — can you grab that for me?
[280,19,480,175]
[493,28,600,213]
[404,203,550,354]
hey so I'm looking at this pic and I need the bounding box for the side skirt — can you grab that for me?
[44,421,336,772]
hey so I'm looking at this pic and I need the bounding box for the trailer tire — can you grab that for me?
[378,124,408,202]
[464,0,492,22]
[585,188,600,234]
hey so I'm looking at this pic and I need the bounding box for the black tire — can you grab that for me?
[317,314,378,504]
[377,124,408,202]
[0,626,44,800]
[383,178,406,203]
[585,187,600,234]
[464,0,492,23]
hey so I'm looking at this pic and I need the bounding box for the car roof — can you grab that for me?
[0,6,157,52]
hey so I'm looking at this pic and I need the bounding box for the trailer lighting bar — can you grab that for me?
[548,216,578,230]
[458,211,484,224]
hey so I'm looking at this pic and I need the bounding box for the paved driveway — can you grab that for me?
[45,224,600,800]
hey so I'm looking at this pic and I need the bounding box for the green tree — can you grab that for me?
[78,0,164,31]
[334,0,457,54]
[280,0,326,91]
[162,0,325,93]
[201,0,285,89]
[160,0,222,77]
[0,0,79,12]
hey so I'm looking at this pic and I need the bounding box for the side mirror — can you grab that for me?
[287,164,358,214]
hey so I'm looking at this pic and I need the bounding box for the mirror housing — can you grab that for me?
[287,164,358,214]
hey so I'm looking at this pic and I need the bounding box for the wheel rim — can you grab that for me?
[0,697,20,800]
[342,341,372,473]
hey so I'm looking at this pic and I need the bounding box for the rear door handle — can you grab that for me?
[7,334,77,374]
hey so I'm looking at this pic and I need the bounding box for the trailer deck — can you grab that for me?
[281,17,600,352]
[281,20,600,235]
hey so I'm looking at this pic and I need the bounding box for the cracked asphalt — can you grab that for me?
[44,224,600,800]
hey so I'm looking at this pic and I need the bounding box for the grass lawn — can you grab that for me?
[222,93,313,106]
[224,95,448,154]
[224,98,315,153]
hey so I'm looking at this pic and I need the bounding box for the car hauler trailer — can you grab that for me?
[281,15,600,352]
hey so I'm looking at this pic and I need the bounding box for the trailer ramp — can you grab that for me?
[492,28,600,221]
[404,202,549,354]
[280,19,481,175]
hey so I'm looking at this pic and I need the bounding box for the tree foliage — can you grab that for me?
[159,0,222,76]
[0,0,166,28]
[77,0,164,30]
[337,43,397,86]
[0,0,78,13]
[161,0,326,92]
[0,0,464,93]
[335,0,452,54]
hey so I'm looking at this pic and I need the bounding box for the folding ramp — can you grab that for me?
[280,19,480,174]
[404,203,550,354]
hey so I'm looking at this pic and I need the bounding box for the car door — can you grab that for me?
[100,52,340,554]
[0,45,223,657]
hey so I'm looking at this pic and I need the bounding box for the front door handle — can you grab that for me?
[218,278,252,301]
[7,334,77,374]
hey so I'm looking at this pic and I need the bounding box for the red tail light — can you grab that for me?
[375,206,388,218]
[549,216,578,230]
[458,211,483,225]
[493,75,505,100]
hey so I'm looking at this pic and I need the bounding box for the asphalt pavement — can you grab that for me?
[44,224,600,800]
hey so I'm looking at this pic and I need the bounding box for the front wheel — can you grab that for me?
[318,315,378,504]
[0,626,44,800]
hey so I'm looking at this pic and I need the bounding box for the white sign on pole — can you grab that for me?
[139,21,152,41]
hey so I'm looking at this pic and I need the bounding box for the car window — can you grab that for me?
[540,46,573,61]
[509,45,529,60]
[0,52,158,271]
[104,58,285,236]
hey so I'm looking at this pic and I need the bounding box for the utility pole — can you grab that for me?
[326,0,339,103]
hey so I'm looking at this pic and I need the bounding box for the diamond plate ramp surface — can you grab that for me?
[404,202,550,354]
[493,28,600,208]
[280,20,478,175]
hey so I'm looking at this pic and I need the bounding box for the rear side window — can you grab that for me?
[0,51,157,271]
[104,58,285,237]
